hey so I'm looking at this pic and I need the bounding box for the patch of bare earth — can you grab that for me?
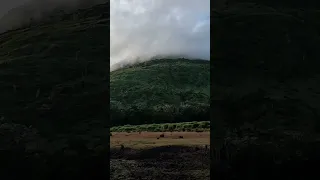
[110,132,210,180]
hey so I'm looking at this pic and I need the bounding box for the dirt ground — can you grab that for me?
[110,132,210,180]
[110,131,210,149]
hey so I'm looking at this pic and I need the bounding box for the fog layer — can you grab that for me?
[110,0,210,71]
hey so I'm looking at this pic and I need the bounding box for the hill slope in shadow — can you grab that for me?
[212,2,320,179]
[0,2,110,179]
[0,2,109,144]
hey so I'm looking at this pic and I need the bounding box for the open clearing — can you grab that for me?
[110,131,210,149]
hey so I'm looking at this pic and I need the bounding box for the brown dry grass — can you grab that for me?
[110,132,210,180]
[110,131,210,149]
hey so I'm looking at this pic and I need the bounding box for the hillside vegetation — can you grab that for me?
[0,3,108,136]
[212,1,320,179]
[0,2,109,179]
[110,58,210,127]
[110,121,210,132]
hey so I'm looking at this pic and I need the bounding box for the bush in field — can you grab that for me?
[110,121,210,132]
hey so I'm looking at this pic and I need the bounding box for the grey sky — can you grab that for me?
[110,0,210,71]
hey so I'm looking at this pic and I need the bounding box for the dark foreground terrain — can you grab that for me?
[110,145,210,180]
[212,0,320,179]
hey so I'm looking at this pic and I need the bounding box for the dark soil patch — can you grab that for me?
[110,145,210,180]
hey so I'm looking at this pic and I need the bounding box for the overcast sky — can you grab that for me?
[110,0,210,71]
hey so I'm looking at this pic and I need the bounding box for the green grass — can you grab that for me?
[110,121,210,132]
[110,59,210,126]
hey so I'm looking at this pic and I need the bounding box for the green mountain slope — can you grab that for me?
[110,59,210,126]
[0,2,109,136]
[0,2,110,178]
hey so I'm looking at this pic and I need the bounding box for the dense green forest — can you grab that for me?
[110,59,210,126]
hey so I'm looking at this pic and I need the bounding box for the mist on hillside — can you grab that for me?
[110,0,210,71]
[0,0,106,33]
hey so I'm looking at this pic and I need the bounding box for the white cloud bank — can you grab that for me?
[110,0,210,71]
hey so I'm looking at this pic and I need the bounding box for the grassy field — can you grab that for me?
[110,131,210,180]
[110,122,210,179]
[110,131,210,149]
[110,122,210,180]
